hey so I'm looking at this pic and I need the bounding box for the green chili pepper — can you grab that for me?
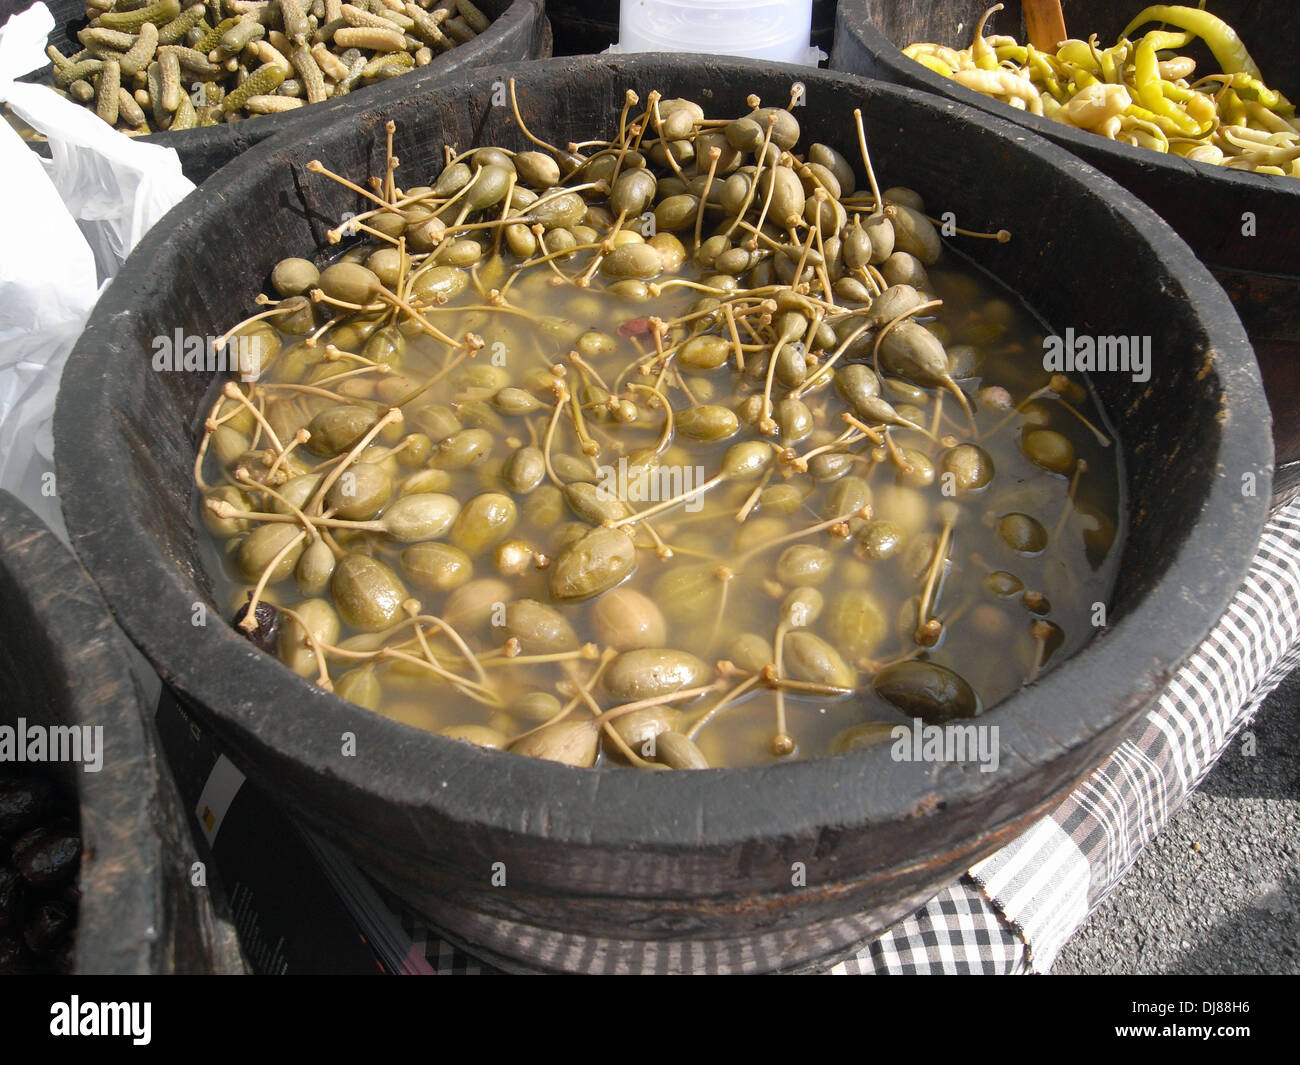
[1025,45,1065,102]
[1141,30,1193,54]
[1120,5,1261,80]
[913,53,955,78]
[1226,72,1292,115]
[970,3,1002,71]
[1131,36,1200,135]
[1056,40,1098,71]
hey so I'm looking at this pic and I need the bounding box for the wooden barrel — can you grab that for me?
[3,0,550,183]
[0,491,242,973]
[55,55,1270,973]
[831,0,1300,494]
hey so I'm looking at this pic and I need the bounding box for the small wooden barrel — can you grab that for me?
[55,55,1270,973]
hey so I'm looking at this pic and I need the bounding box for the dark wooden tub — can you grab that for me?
[3,0,549,183]
[831,0,1300,496]
[0,491,242,973]
[54,55,1271,973]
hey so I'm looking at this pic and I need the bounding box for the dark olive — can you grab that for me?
[873,661,978,722]
[232,597,280,653]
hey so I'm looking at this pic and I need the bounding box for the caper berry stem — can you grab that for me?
[748,140,785,242]
[541,380,570,488]
[1026,618,1053,685]
[615,88,638,150]
[626,382,675,457]
[327,215,403,246]
[694,145,723,251]
[508,653,613,746]
[721,111,778,240]
[480,645,599,668]
[723,302,747,373]
[883,429,913,474]
[793,319,871,398]
[852,108,885,217]
[810,215,839,311]
[305,406,403,514]
[323,344,381,369]
[566,665,667,771]
[771,677,855,697]
[220,383,285,454]
[789,206,820,285]
[566,350,612,393]
[786,428,862,474]
[1052,458,1089,540]
[924,214,1011,242]
[865,263,888,296]
[304,313,341,348]
[929,389,945,438]
[402,601,490,687]
[611,472,725,527]
[306,158,392,210]
[592,680,728,727]
[377,645,504,706]
[208,499,368,534]
[233,464,318,538]
[278,603,334,691]
[240,527,307,632]
[841,413,887,446]
[391,341,478,408]
[914,515,955,645]
[634,519,675,560]
[309,288,386,316]
[682,673,761,741]
[978,383,1053,443]
[507,76,568,162]
[771,621,792,750]
[194,392,232,491]
[706,565,736,650]
[1046,390,1112,446]
[732,506,866,569]
[733,469,774,523]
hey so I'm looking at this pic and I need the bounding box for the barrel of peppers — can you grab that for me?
[831,1,1300,494]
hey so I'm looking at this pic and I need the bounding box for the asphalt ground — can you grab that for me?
[1053,670,1300,974]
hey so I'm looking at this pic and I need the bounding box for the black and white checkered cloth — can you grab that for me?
[403,497,1300,975]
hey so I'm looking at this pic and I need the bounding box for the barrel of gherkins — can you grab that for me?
[55,55,1269,973]
[0,491,242,973]
[4,0,548,182]
[831,0,1300,494]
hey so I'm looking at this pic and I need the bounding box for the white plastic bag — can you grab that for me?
[0,2,195,538]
